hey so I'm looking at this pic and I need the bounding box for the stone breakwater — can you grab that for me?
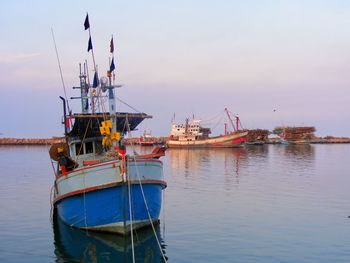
[1,136,349,146]
[0,137,65,145]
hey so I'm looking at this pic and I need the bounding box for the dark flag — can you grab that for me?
[84,14,90,30]
[93,72,99,88]
[87,36,93,52]
[110,58,115,72]
[110,36,114,53]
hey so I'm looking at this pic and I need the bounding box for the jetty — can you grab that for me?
[0,137,65,145]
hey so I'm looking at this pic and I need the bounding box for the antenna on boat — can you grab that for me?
[51,28,72,126]
[79,62,89,113]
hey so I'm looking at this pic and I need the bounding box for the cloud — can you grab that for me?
[0,52,42,63]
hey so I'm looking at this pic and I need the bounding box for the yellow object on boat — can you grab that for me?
[110,132,120,141]
[99,120,113,135]
[102,136,112,147]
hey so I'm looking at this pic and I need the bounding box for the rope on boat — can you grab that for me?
[116,97,142,113]
[210,114,225,131]
[125,117,167,261]
[162,188,166,239]
[75,118,93,162]
[83,173,88,229]
[49,185,55,224]
[131,155,168,262]
[125,116,136,263]
[50,159,58,178]
[51,28,72,123]
[49,157,58,224]
[126,159,136,263]
[201,110,225,124]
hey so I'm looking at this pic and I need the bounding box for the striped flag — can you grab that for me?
[110,58,115,72]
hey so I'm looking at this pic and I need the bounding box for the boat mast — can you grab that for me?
[108,35,118,145]
[103,82,122,146]
[79,63,89,113]
[108,87,116,133]
[185,118,189,136]
[236,114,240,131]
[225,108,237,132]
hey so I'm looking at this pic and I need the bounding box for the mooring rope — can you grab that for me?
[124,114,167,261]
[126,158,136,263]
[83,173,88,230]
[162,188,166,239]
[131,156,168,262]
[49,185,55,224]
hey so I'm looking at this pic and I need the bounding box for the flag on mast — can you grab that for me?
[87,36,93,52]
[110,36,114,53]
[110,58,115,72]
[84,14,90,30]
[93,72,99,88]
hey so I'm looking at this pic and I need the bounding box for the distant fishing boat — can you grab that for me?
[167,109,247,148]
[139,130,155,146]
[49,14,166,235]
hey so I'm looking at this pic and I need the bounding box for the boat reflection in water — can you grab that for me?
[282,144,315,157]
[53,214,167,263]
[168,147,248,178]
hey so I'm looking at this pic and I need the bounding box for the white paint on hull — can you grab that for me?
[81,219,160,235]
[167,131,248,148]
[55,159,164,200]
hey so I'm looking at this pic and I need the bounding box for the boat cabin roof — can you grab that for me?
[67,112,151,139]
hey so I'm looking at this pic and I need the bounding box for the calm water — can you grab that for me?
[0,144,350,262]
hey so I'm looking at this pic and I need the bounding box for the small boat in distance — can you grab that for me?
[167,109,248,148]
[139,130,155,146]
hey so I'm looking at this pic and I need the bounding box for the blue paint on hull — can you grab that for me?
[55,183,163,230]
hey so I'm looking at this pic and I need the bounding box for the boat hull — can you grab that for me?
[54,158,166,235]
[139,141,154,146]
[167,131,248,148]
[55,183,163,234]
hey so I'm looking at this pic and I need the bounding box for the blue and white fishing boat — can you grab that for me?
[49,14,167,235]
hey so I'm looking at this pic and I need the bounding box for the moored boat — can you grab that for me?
[167,112,248,148]
[139,130,155,146]
[49,14,166,235]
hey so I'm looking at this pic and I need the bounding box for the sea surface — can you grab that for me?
[0,144,350,262]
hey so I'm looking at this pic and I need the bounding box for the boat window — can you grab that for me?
[85,141,93,154]
[75,143,83,156]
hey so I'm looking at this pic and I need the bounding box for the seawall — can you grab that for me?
[0,137,65,145]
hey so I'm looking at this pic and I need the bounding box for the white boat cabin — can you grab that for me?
[170,119,211,141]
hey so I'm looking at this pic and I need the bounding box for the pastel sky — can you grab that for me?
[1,0,350,137]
